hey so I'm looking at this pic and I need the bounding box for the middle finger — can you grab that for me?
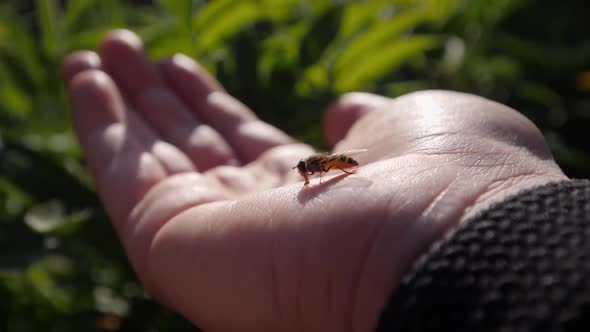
[99,29,238,171]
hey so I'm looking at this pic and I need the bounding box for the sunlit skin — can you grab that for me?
[63,29,567,332]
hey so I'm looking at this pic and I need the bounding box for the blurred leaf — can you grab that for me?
[457,0,527,27]
[66,27,114,51]
[258,30,300,83]
[25,200,66,233]
[419,0,458,29]
[257,0,301,21]
[296,64,329,95]
[192,0,234,32]
[0,251,44,272]
[63,0,96,32]
[0,13,10,45]
[25,200,91,234]
[38,0,62,57]
[334,10,430,72]
[0,136,95,206]
[194,1,260,52]
[158,0,194,30]
[471,55,521,80]
[339,0,395,37]
[299,5,343,66]
[516,82,561,108]
[336,35,440,92]
[496,32,590,73]
[94,286,129,316]
[142,20,193,59]
[27,255,73,311]
[384,80,431,96]
[0,177,32,216]
[0,16,45,87]
[0,63,32,116]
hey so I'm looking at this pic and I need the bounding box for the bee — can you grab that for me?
[292,149,367,186]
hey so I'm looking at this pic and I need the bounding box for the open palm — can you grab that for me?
[63,30,566,332]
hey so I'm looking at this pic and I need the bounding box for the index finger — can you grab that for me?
[159,54,296,162]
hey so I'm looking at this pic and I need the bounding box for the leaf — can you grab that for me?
[37,0,62,57]
[0,71,33,117]
[384,80,431,96]
[0,15,10,45]
[27,255,74,311]
[0,177,32,217]
[496,32,590,73]
[469,55,522,80]
[258,28,301,83]
[141,19,194,58]
[65,27,115,51]
[256,0,301,22]
[63,0,97,32]
[299,5,343,66]
[24,200,65,233]
[0,14,46,87]
[296,64,329,95]
[94,286,130,315]
[194,1,261,52]
[334,10,430,73]
[422,0,458,26]
[335,35,440,92]
[158,0,194,30]
[339,0,398,37]
[516,82,561,108]
[459,0,527,27]
[25,200,91,235]
[193,0,235,32]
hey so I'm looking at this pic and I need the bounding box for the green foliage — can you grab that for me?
[0,0,589,330]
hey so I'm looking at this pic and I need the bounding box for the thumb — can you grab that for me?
[323,92,391,147]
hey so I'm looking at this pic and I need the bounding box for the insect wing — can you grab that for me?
[333,149,367,156]
[327,149,367,161]
[323,149,366,168]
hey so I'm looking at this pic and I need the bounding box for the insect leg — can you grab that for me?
[338,167,356,174]
[322,164,334,172]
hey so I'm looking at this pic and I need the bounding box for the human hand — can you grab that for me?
[63,30,567,332]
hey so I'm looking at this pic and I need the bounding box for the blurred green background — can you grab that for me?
[1,0,589,330]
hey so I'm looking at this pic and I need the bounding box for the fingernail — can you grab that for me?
[70,70,125,122]
[62,51,101,82]
[102,29,144,51]
[171,53,201,71]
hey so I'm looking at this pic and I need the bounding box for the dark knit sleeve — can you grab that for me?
[376,179,590,332]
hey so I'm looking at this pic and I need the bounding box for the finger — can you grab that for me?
[62,50,101,82]
[99,29,237,170]
[126,110,197,174]
[323,92,391,148]
[69,69,167,228]
[62,51,196,175]
[159,54,295,162]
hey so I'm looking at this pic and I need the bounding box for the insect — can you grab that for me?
[292,149,367,186]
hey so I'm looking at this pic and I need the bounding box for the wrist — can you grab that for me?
[354,151,567,331]
[458,151,568,223]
